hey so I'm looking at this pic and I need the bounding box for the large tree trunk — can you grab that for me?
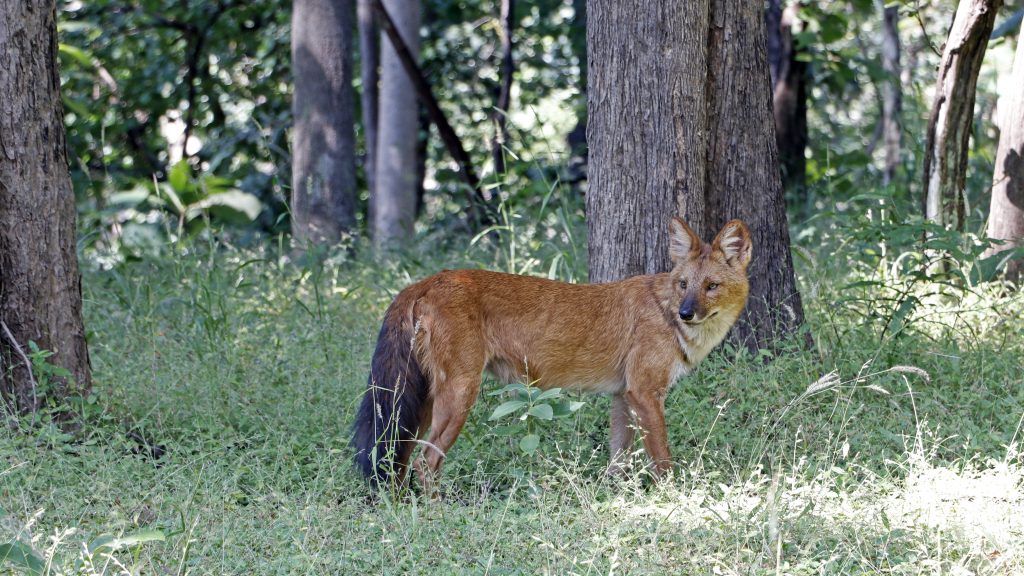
[358,0,380,200]
[705,0,805,349]
[0,0,92,416]
[372,0,421,249]
[772,4,808,195]
[881,4,902,187]
[291,0,358,245]
[984,25,1024,281]
[587,0,709,281]
[490,0,515,176]
[922,0,1000,230]
[587,0,805,351]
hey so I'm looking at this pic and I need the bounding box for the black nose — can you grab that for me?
[679,305,695,321]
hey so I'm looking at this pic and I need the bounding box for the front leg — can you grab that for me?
[606,392,635,476]
[624,379,672,479]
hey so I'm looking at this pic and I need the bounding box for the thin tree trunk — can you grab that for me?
[491,0,515,176]
[587,0,805,351]
[372,0,421,249]
[922,0,1000,230]
[984,25,1024,281]
[881,4,902,187]
[291,0,358,245]
[772,4,808,196]
[371,0,490,227]
[0,0,92,416]
[358,0,380,200]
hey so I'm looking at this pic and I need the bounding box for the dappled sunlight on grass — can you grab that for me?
[895,450,1024,556]
[2,234,1022,573]
[613,444,1024,573]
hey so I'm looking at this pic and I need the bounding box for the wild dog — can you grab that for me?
[351,217,752,491]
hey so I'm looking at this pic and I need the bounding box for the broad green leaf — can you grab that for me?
[519,434,540,454]
[59,43,95,68]
[109,188,150,207]
[534,388,563,402]
[201,176,235,193]
[160,183,186,215]
[526,404,553,421]
[168,160,191,194]
[89,529,165,554]
[552,400,586,418]
[885,296,919,336]
[489,400,527,421]
[0,541,45,576]
[490,425,519,436]
[488,382,528,396]
[551,401,573,418]
[88,534,115,554]
[186,191,263,224]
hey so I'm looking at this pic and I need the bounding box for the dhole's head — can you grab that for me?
[667,217,752,326]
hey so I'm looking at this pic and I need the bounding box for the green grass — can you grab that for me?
[2,230,1023,575]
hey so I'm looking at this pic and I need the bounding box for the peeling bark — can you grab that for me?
[922,0,1000,230]
[984,26,1024,281]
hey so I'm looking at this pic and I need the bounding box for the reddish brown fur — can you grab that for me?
[353,218,752,492]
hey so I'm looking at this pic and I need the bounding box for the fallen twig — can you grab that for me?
[1,319,37,412]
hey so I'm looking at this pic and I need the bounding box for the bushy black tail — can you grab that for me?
[351,292,429,486]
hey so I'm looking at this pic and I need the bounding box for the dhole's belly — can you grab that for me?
[484,355,625,394]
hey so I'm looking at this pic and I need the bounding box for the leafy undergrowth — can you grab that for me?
[1,232,1022,574]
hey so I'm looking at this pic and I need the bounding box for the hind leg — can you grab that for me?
[393,399,433,489]
[414,373,481,498]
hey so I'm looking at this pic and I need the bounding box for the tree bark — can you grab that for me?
[772,4,808,195]
[491,0,515,176]
[881,4,902,187]
[358,0,380,200]
[705,0,805,349]
[0,0,92,415]
[587,0,805,351]
[291,0,358,245]
[922,0,1000,230]
[587,0,710,281]
[372,0,421,249]
[984,25,1024,281]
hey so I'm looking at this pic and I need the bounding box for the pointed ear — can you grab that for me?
[669,216,701,263]
[712,220,752,268]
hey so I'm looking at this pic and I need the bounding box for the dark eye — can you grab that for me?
[680,280,688,289]
[707,282,719,291]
